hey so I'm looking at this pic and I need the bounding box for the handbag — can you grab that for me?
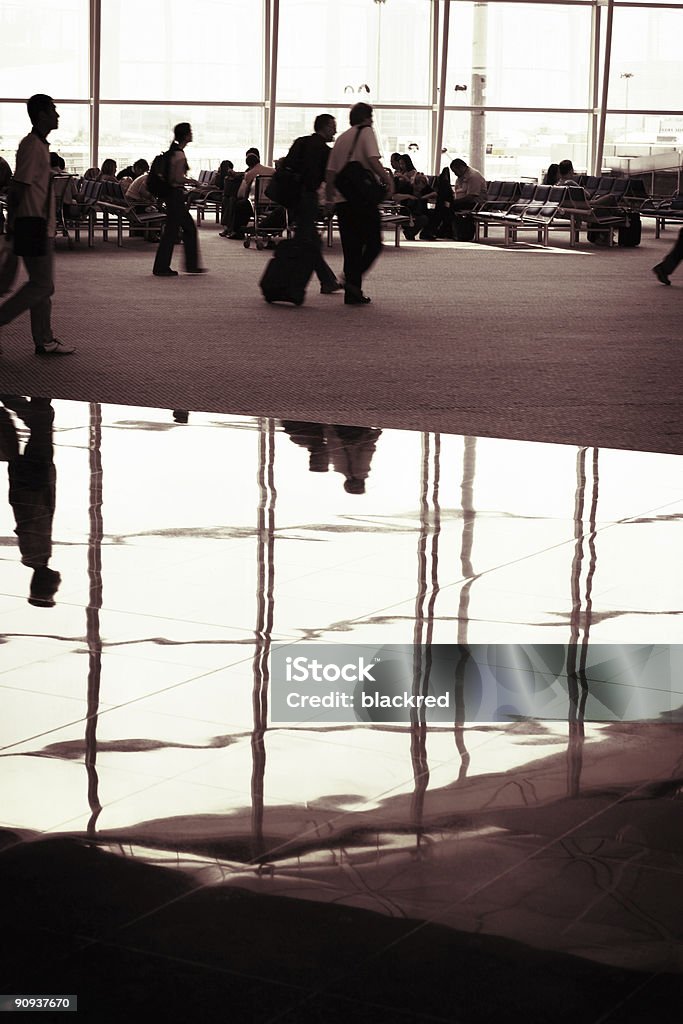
[335,127,385,207]
[0,234,19,295]
[265,165,302,208]
[12,216,48,258]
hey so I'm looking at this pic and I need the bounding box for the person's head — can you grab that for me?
[27,94,58,136]
[399,154,415,174]
[101,158,117,177]
[413,172,429,194]
[245,153,259,169]
[543,163,560,186]
[49,152,65,171]
[133,158,149,175]
[174,122,192,146]
[558,159,574,178]
[450,158,467,177]
[314,113,336,143]
[219,159,234,173]
[349,102,373,127]
[390,152,401,171]
[84,166,100,180]
[246,146,260,161]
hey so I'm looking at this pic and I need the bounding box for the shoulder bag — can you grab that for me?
[335,127,385,207]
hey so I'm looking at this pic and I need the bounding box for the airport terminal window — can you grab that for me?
[0,101,89,173]
[0,0,89,99]
[441,109,590,181]
[446,2,592,109]
[100,0,264,103]
[98,104,264,171]
[277,0,432,105]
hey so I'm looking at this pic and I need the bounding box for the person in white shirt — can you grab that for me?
[450,159,487,209]
[325,102,393,305]
[153,122,206,277]
[0,93,74,356]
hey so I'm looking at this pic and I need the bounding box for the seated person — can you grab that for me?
[83,166,101,180]
[117,158,149,181]
[394,154,418,191]
[450,158,487,209]
[544,162,560,186]
[100,158,118,182]
[229,152,275,239]
[126,172,155,208]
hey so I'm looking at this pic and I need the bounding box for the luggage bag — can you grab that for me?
[259,239,316,305]
[618,211,641,247]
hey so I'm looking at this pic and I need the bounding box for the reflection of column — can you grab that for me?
[410,433,441,835]
[85,403,103,835]
[454,436,477,778]
[566,447,599,797]
[470,3,488,173]
[251,418,276,858]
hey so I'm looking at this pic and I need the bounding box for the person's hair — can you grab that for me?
[133,158,149,174]
[390,152,401,167]
[399,154,415,173]
[314,113,335,133]
[84,167,100,180]
[219,159,234,172]
[349,102,373,126]
[174,122,192,142]
[27,94,53,125]
[543,163,560,186]
[246,147,260,160]
[450,158,467,173]
[101,158,117,176]
[558,159,574,176]
[49,152,65,171]
[245,153,259,169]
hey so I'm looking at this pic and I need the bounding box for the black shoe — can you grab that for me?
[218,229,230,237]
[186,267,208,274]
[153,269,178,277]
[344,291,371,305]
[652,264,671,286]
[320,281,343,294]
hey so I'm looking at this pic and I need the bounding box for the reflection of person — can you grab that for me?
[325,102,393,305]
[282,421,381,493]
[652,229,683,286]
[0,396,60,606]
[153,122,206,277]
[0,94,74,356]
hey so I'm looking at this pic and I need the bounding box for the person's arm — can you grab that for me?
[367,155,393,195]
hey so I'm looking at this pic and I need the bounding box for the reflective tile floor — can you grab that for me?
[0,398,682,1022]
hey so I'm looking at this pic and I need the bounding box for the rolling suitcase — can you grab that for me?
[259,239,316,305]
[618,211,641,247]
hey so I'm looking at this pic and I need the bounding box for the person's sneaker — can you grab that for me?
[344,291,371,305]
[218,229,230,237]
[652,264,671,286]
[320,281,343,294]
[35,339,75,356]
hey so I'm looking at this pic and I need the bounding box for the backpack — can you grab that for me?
[147,151,171,199]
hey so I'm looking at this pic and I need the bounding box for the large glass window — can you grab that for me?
[277,0,432,105]
[98,105,263,172]
[0,102,90,174]
[100,0,264,103]
[0,0,89,99]
[442,109,590,181]
[446,2,592,109]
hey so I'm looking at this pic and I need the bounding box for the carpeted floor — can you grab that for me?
[0,221,680,453]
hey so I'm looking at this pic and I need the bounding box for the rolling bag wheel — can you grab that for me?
[243,238,250,248]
